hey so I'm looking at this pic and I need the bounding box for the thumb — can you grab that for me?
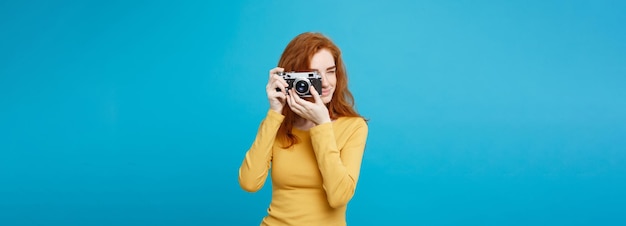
[310,86,323,103]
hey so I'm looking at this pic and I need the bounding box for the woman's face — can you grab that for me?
[310,48,337,104]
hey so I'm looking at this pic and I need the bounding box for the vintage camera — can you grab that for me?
[276,71,322,97]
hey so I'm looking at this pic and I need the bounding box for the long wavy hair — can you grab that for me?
[276,32,363,148]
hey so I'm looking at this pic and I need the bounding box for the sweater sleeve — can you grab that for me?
[309,118,368,208]
[238,110,284,192]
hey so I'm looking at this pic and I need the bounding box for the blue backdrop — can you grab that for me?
[1,0,625,225]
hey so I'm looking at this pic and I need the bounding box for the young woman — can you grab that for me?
[238,32,368,226]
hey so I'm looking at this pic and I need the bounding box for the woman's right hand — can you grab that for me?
[266,67,288,113]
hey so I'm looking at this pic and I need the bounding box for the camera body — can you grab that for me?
[277,71,322,97]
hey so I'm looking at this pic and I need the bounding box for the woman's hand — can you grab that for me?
[266,67,288,113]
[287,87,331,125]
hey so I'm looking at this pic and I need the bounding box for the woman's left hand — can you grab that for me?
[287,87,331,125]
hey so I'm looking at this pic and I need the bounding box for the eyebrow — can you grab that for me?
[311,66,336,72]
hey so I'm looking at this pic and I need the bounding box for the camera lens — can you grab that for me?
[295,80,309,94]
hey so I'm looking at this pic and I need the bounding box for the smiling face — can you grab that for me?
[276,32,362,148]
[309,48,336,104]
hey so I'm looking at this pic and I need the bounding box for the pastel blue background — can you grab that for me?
[1,0,624,225]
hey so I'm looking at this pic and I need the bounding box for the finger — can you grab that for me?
[276,92,286,102]
[288,90,303,110]
[289,105,302,116]
[287,90,297,107]
[268,67,285,79]
[271,88,286,98]
[274,80,287,94]
[290,89,303,101]
[294,91,313,113]
[310,86,322,103]
[291,90,313,107]
[268,90,282,101]
[279,76,288,87]
[271,76,289,92]
[269,73,282,84]
[270,74,289,92]
[290,101,305,116]
[285,90,292,104]
[286,92,299,112]
[287,96,298,112]
[267,73,281,92]
[289,89,304,105]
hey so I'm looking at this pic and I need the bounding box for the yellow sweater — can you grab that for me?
[239,110,368,226]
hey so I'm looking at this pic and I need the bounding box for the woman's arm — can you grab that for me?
[239,67,288,192]
[310,119,368,208]
[238,110,284,192]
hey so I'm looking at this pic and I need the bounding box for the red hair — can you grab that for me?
[276,32,363,148]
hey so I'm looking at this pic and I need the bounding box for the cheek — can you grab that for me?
[329,76,337,86]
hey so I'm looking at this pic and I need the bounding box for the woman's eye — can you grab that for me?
[327,70,336,74]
